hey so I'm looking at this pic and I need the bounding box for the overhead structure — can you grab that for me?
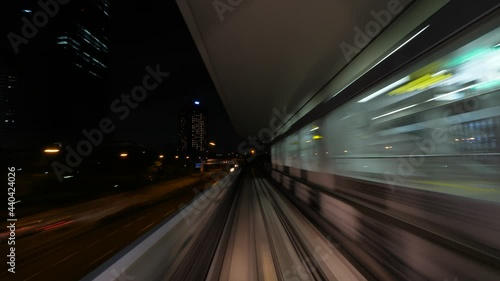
[175,0,450,138]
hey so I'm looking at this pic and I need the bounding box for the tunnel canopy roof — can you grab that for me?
[176,0,449,138]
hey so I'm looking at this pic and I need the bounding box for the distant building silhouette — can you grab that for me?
[0,70,18,136]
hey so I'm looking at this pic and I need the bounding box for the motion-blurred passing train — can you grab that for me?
[270,4,500,281]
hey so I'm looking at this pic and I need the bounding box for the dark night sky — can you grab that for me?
[111,0,241,152]
[0,0,241,152]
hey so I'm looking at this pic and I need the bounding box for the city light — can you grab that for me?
[159,155,164,158]
[427,84,477,102]
[44,149,60,153]
[120,153,128,157]
[209,142,216,146]
[186,156,190,159]
[194,101,200,105]
[358,76,410,102]
[175,155,179,159]
[372,104,417,120]
[388,73,452,96]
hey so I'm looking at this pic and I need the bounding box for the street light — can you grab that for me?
[209,142,216,146]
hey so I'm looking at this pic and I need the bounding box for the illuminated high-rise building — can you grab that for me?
[53,0,110,80]
[178,101,208,155]
[10,0,111,138]
[0,0,111,148]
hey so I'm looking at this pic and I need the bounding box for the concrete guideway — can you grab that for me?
[211,168,366,281]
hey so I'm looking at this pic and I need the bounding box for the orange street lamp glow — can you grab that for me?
[44,149,60,153]
[175,155,179,159]
[209,142,216,146]
[159,155,164,158]
[120,153,128,157]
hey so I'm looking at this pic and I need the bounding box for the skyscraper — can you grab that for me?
[3,0,111,142]
[0,70,18,136]
[53,0,110,80]
[178,101,207,155]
